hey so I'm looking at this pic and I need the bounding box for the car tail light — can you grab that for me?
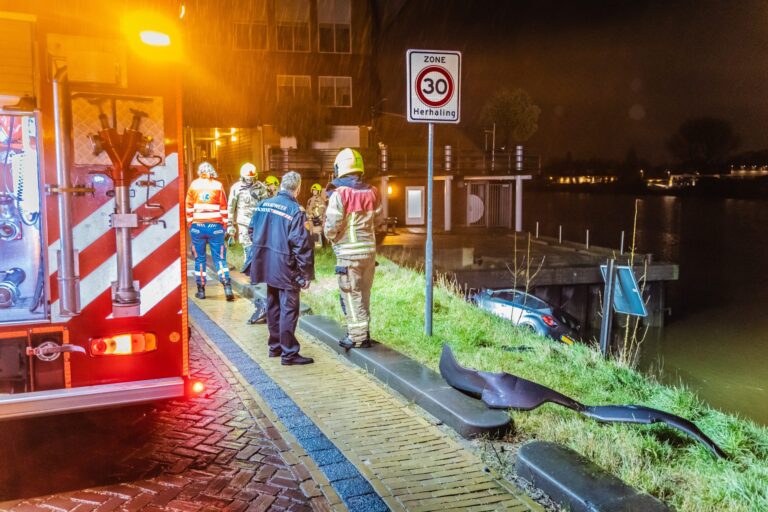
[542,315,557,328]
[89,332,157,356]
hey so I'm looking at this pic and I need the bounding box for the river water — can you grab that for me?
[522,190,768,425]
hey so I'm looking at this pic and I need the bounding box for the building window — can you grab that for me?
[319,76,352,107]
[233,22,268,50]
[276,0,310,52]
[277,75,311,101]
[317,0,351,53]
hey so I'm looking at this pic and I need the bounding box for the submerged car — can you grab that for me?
[472,288,580,345]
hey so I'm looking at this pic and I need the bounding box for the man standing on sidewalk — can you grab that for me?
[249,171,315,365]
[324,148,384,350]
[186,161,235,301]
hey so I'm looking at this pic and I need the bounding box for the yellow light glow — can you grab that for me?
[179,4,186,19]
[191,381,205,394]
[140,30,171,47]
[230,127,237,134]
[215,140,221,146]
[231,135,237,142]
[122,10,182,61]
[214,128,220,138]
[387,186,393,195]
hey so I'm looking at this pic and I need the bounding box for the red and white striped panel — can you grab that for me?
[47,152,182,323]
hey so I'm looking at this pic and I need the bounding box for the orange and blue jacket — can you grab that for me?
[185,177,229,225]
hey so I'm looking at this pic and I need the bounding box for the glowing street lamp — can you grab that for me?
[139,30,171,47]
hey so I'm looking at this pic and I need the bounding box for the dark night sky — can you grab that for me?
[375,0,768,164]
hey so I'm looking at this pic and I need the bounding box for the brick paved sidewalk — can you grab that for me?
[0,330,338,512]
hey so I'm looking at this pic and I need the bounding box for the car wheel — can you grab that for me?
[520,322,541,336]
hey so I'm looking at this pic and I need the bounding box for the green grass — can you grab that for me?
[302,248,768,512]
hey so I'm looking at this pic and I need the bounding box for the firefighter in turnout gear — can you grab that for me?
[306,183,326,247]
[324,148,384,350]
[228,163,268,271]
[186,162,235,301]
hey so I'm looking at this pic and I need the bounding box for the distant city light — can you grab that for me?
[139,30,171,47]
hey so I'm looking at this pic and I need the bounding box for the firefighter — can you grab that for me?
[186,161,234,301]
[264,175,280,197]
[248,171,315,365]
[324,148,384,350]
[228,163,268,271]
[306,183,326,247]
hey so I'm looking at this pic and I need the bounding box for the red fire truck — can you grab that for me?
[0,1,198,420]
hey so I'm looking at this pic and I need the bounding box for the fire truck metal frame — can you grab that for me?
[0,1,191,420]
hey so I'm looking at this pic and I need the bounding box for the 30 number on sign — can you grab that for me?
[416,66,454,108]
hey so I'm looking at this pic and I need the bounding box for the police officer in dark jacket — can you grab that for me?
[248,171,315,365]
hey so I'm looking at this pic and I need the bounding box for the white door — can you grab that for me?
[405,186,425,225]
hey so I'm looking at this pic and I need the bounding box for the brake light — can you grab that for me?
[542,315,557,328]
[89,332,157,356]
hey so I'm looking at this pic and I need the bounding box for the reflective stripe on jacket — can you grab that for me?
[248,191,314,289]
[186,177,228,225]
[228,180,268,227]
[324,177,383,260]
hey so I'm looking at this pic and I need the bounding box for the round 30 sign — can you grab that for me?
[415,65,455,108]
[407,50,461,123]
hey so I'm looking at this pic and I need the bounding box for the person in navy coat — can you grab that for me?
[248,171,315,365]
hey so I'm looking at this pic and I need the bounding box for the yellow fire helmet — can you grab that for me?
[311,183,322,193]
[265,175,280,187]
[333,148,364,177]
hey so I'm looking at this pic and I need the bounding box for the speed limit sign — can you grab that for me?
[407,49,461,123]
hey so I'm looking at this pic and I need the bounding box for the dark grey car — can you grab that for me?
[472,289,580,345]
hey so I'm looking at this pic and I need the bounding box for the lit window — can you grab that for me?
[277,75,312,101]
[276,0,310,52]
[317,0,351,53]
[319,76,352,107]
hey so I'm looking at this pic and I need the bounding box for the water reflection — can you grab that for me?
[524,191,768,424]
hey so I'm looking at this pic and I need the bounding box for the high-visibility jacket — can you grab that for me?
[185,177,228,225]
[324,175,383,261]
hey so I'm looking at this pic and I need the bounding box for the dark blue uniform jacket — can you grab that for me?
[248,191,314,290]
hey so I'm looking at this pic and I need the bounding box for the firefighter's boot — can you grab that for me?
[195,285,205,300]
[359,331,374,349]
[223,281,235,301]
[338,335,355,352]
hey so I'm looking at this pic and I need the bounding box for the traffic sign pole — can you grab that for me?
[425,122,434,336]
[406,49,461,336]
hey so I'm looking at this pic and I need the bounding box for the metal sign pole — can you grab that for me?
[425,122,434,336]
[599,258,616,357]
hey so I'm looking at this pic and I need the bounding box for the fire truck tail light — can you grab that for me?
[90,333,157,356]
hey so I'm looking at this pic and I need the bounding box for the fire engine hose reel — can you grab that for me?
[0,268,25,308]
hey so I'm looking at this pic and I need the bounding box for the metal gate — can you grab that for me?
[466,181,512,228]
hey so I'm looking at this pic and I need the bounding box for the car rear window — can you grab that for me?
[495,291,549,310]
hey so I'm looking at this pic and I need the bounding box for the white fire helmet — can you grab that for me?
[197,161,217,178]
[240,162,257,184]
[333,148,365,178]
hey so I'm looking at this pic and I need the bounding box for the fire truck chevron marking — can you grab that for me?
[51,205,180,322]
[105,258,181,319]
[47,153,180,277]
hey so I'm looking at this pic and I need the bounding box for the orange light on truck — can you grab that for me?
[90,333,157,356]
[139,30,171,47]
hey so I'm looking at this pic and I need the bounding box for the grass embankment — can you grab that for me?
[300,247,768,512]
